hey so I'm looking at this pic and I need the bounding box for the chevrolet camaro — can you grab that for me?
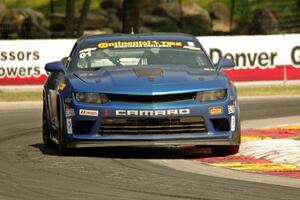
[43,33,240,155]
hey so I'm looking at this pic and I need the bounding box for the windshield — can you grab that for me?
[70,40,213,71]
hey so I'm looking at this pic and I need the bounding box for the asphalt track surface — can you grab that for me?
[0,97,300,200]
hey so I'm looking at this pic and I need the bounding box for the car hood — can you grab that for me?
[69,66,229,95]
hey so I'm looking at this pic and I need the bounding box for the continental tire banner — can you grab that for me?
[199,34,300,82]
[0,35,300,85]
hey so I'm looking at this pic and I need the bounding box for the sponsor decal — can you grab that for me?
[209,106,223,115]
[79,47,96,58]
[228,105,235,114]
[66,118,73,134]
[115,109,190,116]
[231,115,236,131]
[65,108,75,117]
[79,109,99,117]
[98,40,183,49]
[58,83,66,90]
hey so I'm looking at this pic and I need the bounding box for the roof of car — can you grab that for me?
[78,33,198,44]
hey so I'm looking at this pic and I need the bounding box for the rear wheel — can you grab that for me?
[211,145,239,156]
[42,101,55,147]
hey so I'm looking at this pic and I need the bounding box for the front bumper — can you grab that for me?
[67,137,239,148]
[64,95,240,148]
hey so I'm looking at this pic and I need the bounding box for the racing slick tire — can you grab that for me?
[211,145,240,156]
[57,104,70,155]
[42,100,56,147]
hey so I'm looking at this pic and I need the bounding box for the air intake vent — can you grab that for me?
[107,93,195,103]
[99,116,207,135]
[211,118,230,132]
[75,121,95,134]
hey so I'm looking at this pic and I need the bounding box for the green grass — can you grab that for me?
[0,85,299,102]
[294,137,300,141]
[0,91,42,102]
[237,85,300,97]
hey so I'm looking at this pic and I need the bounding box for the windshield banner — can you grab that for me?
[0,34,300,85]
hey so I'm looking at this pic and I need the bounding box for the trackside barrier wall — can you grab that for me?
[0,34,300,86]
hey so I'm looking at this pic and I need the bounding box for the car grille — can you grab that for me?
[99,116,207,135]
[107,93,195,103]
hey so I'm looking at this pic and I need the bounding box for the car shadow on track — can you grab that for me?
[31,143,215,159]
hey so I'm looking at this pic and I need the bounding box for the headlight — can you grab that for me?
[195,89,227,102]
[75,92,109,104]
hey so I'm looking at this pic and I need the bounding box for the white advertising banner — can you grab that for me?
[199,35,286,67]
[0,34,300,85]
[200,34,300,68]
[199,34,300,81]
[281,34,300,67]
[0,39,75,85]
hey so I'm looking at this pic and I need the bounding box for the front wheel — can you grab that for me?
[57,105,69,155]
[42,101,55,147]
[211,145,239,156]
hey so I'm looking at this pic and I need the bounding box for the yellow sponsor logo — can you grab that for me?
[58,83,66,90]
[209,106,223,115]
[98,40,182,49]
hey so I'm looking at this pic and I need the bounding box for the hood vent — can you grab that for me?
[134,68,163,78]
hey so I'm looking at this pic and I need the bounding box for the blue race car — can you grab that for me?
[43,33,240,155]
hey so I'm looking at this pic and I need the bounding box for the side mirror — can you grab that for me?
[216,58,235,71]
[61,57,68,65]
[45,61,66,74]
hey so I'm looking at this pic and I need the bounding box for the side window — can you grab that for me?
[69,42,78,57]
[65,42,78,69]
